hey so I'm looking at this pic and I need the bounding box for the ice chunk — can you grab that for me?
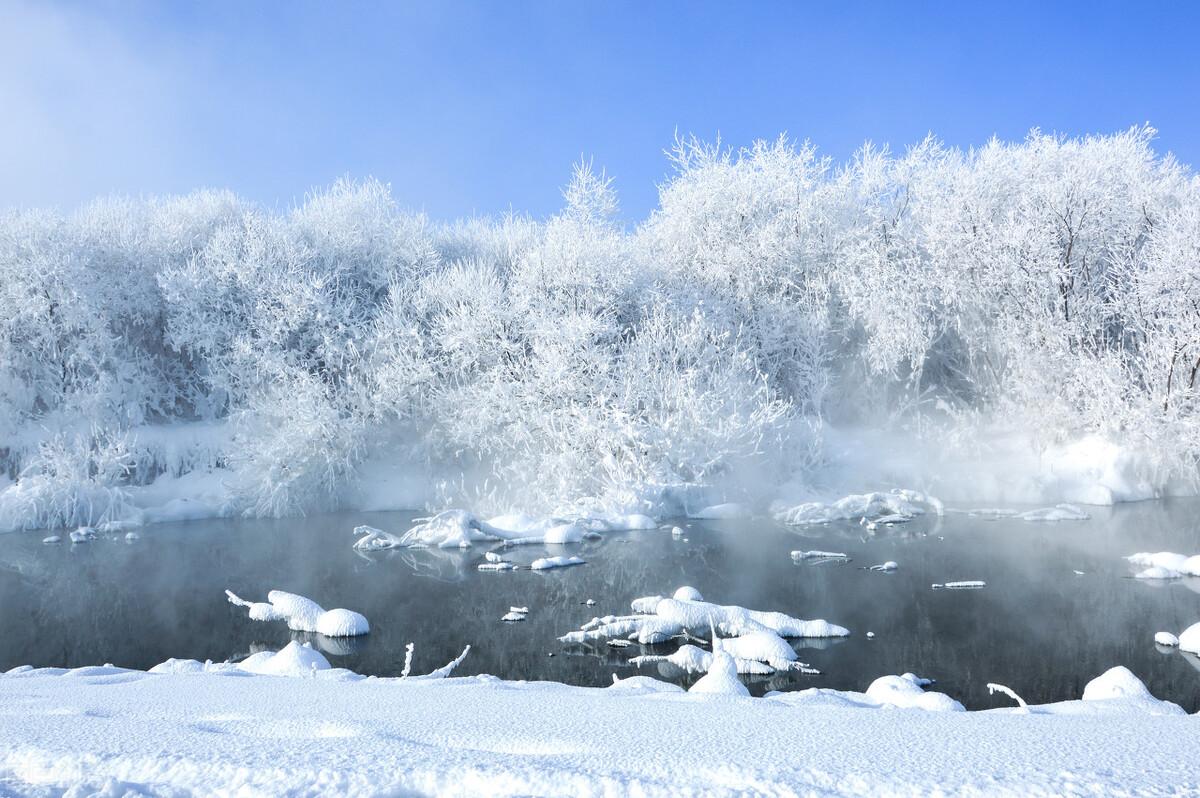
[791,550,849,561]
[869,561,898,572]
[932,581,985,590]
[41,535,60,544]
[1179,622,1200,655]
[530,555,586,570]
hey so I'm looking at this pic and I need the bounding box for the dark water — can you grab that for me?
[1,500,1198,711]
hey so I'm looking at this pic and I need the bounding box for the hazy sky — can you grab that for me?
[2,0,1197,222]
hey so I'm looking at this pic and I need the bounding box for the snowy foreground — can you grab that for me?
[1,661,1197,797]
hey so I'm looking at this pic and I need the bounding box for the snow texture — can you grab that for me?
[0,658,1194,796]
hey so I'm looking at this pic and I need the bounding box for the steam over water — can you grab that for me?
[4,499,1198,711]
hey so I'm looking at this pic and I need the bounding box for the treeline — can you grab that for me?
[0,126,1196,526]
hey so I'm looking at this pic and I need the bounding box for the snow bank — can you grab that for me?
[1127,551,1200,579]
[688,502,751,520]
[352,509,656,551]
[2,658,1196,797]
[774,488,943,526]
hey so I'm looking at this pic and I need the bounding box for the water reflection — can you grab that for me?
[0,500,1198,710]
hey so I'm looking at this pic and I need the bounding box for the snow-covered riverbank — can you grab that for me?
[1,661,1196,797]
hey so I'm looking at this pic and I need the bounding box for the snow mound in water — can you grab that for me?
[672,586,703,601]
[240,642,331,677]
[1179,622,1200,655]
[530,555,585,570]
[563,587,846,677]
[774,489,943,526]
[316,609,371,637]
[1155,632,1179,647]
[1127,551,1200,579]
[355,509,654,550]
[227,589,369,637]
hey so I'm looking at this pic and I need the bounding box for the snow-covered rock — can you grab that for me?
[239,642,331,677]
[1155,631,1179,647]
[1179,622,1200,655]
[672,586,704,602]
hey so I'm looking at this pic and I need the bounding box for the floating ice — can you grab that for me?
[354,510,639,551]
[932,581,985,590]
[501,610,527,622]
[478,550,517,571]
[226,589,370,637]
[775,489,943,526]
[790,550,849,561]
[563,587,846,677]
[670,526,684,537]
[41,535,60,544]
[124,531,140,541]
[1155,632,1179,647]
[1126,551,1200,579]
[530,555,586,570]
[955,504,1090,522]
[869,561,898,572]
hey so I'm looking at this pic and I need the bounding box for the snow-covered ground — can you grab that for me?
[1,662,1196,797]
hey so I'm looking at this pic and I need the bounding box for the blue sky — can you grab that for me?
[2,0,1197,222]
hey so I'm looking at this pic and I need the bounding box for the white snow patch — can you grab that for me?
[529,555,585,570]
[774,489,943,526]
[1127,551,1200,579]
